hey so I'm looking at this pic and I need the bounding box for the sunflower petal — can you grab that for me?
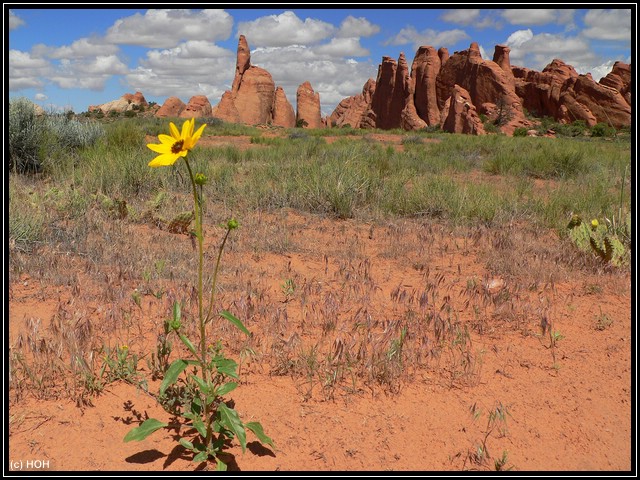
[149,153,180,167]
[158,134,177,145]
[191,124,207,146]
[169,122,180,139]
[147,143,171,153]
[181,119,192,140]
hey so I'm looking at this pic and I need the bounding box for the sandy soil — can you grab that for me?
[7,137,632,474]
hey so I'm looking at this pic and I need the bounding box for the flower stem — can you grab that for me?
[183,158,213,447]
[204,227,232,325]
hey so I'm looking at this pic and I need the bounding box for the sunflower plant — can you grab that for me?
[124,118,273,470]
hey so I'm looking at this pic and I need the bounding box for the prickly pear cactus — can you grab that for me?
[567,215,630,267]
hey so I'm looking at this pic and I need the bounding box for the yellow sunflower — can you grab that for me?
[147,118,206,167]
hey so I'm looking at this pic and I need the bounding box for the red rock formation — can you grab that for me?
[363,53,426,130]
[599,61,631,105]
[213,35,276,125]
[236,34,251,76]
[123,91,148,106]
[179,95,212,118]
[331,43,632,135]
[442,85,485,135]
[397,52,427,130]
[328,79,375,128]
[492,45,512,74]
[513,58,630,127]
[364,56,397,129]
[296,81,323,129]
[272,86,295,128]
[233,67,275,125]
[211,91,241,124]
[438,47,450,67]
[512,60,577,118]
[90,92,148,114]
[411,46,441,126]
[156,96,186,117]
[561,75,631,127]
[436,42,528,134]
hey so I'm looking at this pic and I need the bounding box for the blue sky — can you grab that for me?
[7,7,633,115]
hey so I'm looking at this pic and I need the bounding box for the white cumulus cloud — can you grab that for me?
[337,16,380,38]
[506,31,601,72]
[9,10,25,30]
[49,55,129,90]
[384,26,470,50]
[315,37,370,57]
[441,9,480,25]
[124,40,235,100]
[501,9,575,26]
[583,9,631,42]
[505,29,534,48]
[9,50,51,90]
[32,37,119,59]
[237,11,335,47]
[105,9,233,48]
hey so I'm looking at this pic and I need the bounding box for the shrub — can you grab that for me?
[513,127,528,137]
[9,97,43,173]
[44,115,105,151]
[591,123,616,138]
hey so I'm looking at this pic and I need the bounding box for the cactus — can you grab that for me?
[567,215,630,267]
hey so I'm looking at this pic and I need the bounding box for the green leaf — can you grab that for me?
[190,374,210,394]
[218,403,247,453]
[193,451,209,463]
[173,301,181,322]
[245,421,275,448]
[220,310,251,336]
[192,414,207,438]
[178,333,198,357]
[123,418,167,442]
[216,458,228,471]
[179,438,194,451]
[216,381,238,397]
[215,358,239,379]
[160,359,189,395]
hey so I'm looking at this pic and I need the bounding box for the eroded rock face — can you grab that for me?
[562,75,631,127]
[296,81,323,129]
[599,61,631,105]
[272,86,295,128]
[442,84,485,135]
[180,95,212,118]
[411,46,441,126]
[363,53,426,130]
[438,47,450,67]
[89,92,148,114]
[233,66,276,125]
[236,34,251,76]
[328,79,375,128]
[212,35,278,125]
[513,58,630,127]
[156,96,186,117]
[436,43,528,135]
[211,91,241,124]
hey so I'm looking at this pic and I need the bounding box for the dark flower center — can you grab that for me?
[171,140,184,154]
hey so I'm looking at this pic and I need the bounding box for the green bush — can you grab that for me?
[9,97,43,173]
[44,115,104,151]
[513,127,529,137]
[591,123,616,138]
